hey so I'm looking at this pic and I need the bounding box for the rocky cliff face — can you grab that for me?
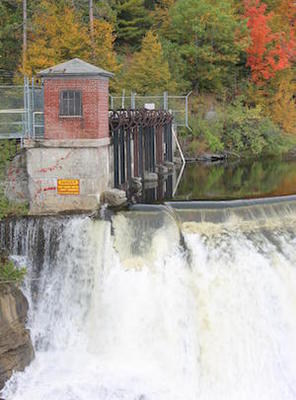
[0,284,34,390]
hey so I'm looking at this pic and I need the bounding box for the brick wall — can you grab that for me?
[44,77,109,139]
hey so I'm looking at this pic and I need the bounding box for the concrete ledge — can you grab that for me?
[24,137,111,149]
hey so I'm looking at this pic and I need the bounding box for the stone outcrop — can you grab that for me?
[0,284,34,390]
[101,188,127,208]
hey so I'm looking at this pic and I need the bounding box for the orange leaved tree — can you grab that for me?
[244,0,295,84]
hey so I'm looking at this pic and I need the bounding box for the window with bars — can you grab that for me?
[59,90,82,117]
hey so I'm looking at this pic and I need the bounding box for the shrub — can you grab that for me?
[189,99,285,157]
[0,191,28,220]
[0,255,26,284]
[221,101,283,156]
[190,117,224,153]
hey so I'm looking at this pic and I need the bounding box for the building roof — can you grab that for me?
[37,58,114,78]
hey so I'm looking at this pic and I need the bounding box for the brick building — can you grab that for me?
[23,58,114,214]
[38,58,113,140]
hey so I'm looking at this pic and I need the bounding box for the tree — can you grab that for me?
[0,1,23,81]
[152,0,175,33]
[20,0,119,80]
[89,0,94,47]
[92,19,121,90]
[244,0,295,84]
[23,0,27,71]
[20,1,90,76]
[272,0,296,28]
[167,0,246,92]
[121,31,175,94]
[269,70,296,133]
[114,0,152,48]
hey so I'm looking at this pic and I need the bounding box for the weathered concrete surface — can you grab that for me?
[24,138,112,214]
[144,172,158,182]
[101,188,127,207]
[0,284,34,390]
[4,151,29,204]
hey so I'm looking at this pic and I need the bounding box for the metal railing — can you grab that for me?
[0,78,44,140]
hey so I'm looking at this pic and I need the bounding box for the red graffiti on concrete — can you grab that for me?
[33,179,57,202]
[36,150,72,174]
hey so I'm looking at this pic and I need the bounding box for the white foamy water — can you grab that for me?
[2,204,296,400]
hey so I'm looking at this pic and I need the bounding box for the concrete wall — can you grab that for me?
[44,77,109,140]
[24,139,112,214]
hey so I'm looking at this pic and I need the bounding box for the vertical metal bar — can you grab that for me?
[139,125,144,179]
[156,126,163,165]
[168,122,173,162]
[131,92,136,109]
[133,127,139,177]
[164,124,168,161]
[164,91,168,110]
[26,77,32,138]
[32,112,35,139]
[151,126,155,172]
[120,126,125,184]
[31,78,36,139]
[41,82,44,138]
[149,127,152,171]
[113,129,119,187]
[166,174,173,198]
[145,127,150,172]
[122,89,125,109]
[127,128,132,182]
[31,77,35,110]
[23,77,27,138]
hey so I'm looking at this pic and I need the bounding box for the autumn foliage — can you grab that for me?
[244,0,295,84]
[20,0,119,82]
[0,0,295,140]
[122,31,175,94]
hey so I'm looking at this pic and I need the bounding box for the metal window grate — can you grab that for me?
[59,90,82,116]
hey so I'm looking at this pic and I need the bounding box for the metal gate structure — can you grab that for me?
[109,91,191,129]
[109,109,174,189]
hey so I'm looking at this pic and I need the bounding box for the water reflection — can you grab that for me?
[174,159,296,201]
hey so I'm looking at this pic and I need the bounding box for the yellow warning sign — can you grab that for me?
[57,179,80,195]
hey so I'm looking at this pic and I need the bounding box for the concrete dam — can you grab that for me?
[1,197,296,400]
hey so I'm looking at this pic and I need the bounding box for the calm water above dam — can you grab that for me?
[144,158,296,203]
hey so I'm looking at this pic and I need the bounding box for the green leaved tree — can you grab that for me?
[0,1,23,82]
[167,0,246,92]
[114,0,152,48]
[121,30,176,94]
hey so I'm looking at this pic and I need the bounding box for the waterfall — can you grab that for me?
[1,199,296,400]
